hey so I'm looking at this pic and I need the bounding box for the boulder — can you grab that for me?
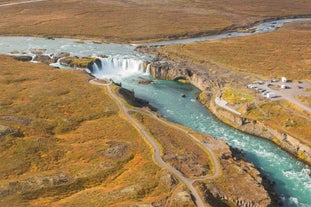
[33,55,53,64]
[138,79,153,84]
[52,52,70,62]
[161,173,177,187]
[102,141,130,159]
[13,55,32,62]
[0,125,14,137]
[45,36,55,40]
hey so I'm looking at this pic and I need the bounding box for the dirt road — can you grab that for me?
[89,79,222,207]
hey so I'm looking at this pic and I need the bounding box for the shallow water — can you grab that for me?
[146,18,311,46]
[0,36,150,58]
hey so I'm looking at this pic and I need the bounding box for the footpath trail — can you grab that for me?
[89,79,222,207]
[0,0,47,7]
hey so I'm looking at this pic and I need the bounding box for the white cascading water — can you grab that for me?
[145,63,151,75]
[90,57,146,80]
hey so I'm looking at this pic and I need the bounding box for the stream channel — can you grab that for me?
[0,18,310,206]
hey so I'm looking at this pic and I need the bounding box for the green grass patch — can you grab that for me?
[222,87,254,105]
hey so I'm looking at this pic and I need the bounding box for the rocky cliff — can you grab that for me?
[118,86,157,111]
[149,57,220,91]
[207,96,311,165]
[148,57,311,165]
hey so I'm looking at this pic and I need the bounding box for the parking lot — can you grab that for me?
[248,79,311,113]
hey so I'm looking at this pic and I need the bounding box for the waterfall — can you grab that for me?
[89,57,147,80]
[146,63,151,75]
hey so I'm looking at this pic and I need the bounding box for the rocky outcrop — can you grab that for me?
[118,87,157,111]
[33,55,53,64]
[59,56,96,68]
[0,173,70,199]
[13,55,33,62]
[149,58,218,92]
[52,52,70,62]
[0,115,31,126]
[138,79,153,84]
[149,60,187,80]
[0,125,15,138]
[200,137,276,207]
[102,141,130,159]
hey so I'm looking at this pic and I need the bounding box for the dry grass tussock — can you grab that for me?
[0,0,311,42]
[0,55,174,206]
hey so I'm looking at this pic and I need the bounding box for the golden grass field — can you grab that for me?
[0,0,310,42]
[1,0,311,205]
[158,21,311,80]
[246,100,311,143]
[0,55,181,206]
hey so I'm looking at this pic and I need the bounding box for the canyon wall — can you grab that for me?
[149,59,311,165]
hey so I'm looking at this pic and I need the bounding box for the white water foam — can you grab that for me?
[90,56,147,81]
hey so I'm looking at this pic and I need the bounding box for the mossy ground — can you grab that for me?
[222,86,255,106]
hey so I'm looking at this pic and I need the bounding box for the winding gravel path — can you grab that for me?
[89,79,222,207]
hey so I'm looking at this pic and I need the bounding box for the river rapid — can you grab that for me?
[0,18,311,206]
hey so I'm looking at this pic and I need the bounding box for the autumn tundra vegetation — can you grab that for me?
[0,0,311,206]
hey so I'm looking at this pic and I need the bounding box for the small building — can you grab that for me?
[266,93,276,98]
[281,77,287,83]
